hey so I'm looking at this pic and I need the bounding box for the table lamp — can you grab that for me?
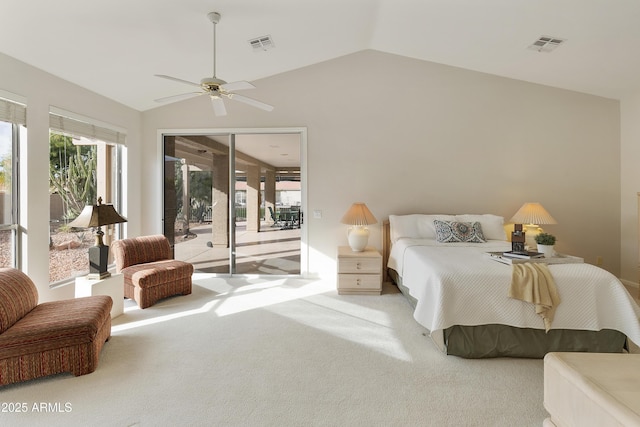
[509,202,557,250]
[341,202,377,252]
[68,197,127,279]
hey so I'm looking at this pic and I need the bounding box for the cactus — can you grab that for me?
[49,135,97,220]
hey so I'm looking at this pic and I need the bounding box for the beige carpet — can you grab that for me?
[1,276,552,426]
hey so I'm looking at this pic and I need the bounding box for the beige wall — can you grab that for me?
[141,50,622,279]
[0,46,632,294]
[0,51,640,290]
[620,94,640,284]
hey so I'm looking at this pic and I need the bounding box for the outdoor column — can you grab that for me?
[211,153,229,247]
[180,162,190,235]
[264,169,276,226]
[246,165,260,232]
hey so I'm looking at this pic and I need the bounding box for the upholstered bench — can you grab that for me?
[0,268,112,386]
[544,352,640,426]
[111,235,193,309]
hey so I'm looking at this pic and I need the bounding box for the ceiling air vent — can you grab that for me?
[249,35,274,52]
[528,36,566,52]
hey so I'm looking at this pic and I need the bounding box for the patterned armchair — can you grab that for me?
[111,235,193,309]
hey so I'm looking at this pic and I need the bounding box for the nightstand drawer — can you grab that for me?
[337,274,382,290]
[338,258,380,274]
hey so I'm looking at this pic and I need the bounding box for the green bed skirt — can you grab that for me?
[388,269,628,359]
[443,324,626,359]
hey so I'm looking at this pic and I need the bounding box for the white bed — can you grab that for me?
[384,214,640,358]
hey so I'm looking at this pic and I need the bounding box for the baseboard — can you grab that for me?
[620,278,639,289]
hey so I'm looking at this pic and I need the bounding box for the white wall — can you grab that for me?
[0,52,142,301]
[141,50,622,279]
[620,93,640,284]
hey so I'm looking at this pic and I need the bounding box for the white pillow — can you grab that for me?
[389,214,455,243]
[389,214,421,243]
[455,214,506,240]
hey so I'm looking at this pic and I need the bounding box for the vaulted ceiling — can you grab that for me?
[2,0,640,112]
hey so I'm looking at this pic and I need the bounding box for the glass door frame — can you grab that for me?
[160,127,308,278]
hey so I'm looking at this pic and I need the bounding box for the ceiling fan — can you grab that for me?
[154,12,273,117]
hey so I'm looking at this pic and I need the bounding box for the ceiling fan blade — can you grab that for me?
[155,74,201,88]
[220,80,255,92]
[154,92,201,103]
[228,94,274,112]
[211,96,227,116]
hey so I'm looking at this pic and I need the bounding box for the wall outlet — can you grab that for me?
[313,210,322,219]
[596,256,603,266]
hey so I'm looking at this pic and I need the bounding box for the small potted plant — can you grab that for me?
[535,232,556,257]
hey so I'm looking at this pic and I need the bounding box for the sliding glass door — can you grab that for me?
[163,130,303,276]
[232,133,301,275]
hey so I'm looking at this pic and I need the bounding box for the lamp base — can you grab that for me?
[524,224,543,250]
[347,226,369,252]
[88,244,110,280]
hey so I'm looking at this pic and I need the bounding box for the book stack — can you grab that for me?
[486,252,584,265]
[502,251,544,259]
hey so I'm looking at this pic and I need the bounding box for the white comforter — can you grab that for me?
[388,238,640,350]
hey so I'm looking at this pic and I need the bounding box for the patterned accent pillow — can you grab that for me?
[433,220,486,243]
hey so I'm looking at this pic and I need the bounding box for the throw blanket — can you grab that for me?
[509,263,560,332]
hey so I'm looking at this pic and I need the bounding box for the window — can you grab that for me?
[0,97,25,269]
[49,111,126,284]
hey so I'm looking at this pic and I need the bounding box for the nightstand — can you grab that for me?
[337,246,382,295]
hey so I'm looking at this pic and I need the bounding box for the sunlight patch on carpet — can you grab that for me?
[113,275,333,332]
[265,294,414,362]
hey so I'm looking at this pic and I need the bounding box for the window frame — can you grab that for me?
[0,97,25,269]
[48,109,127,286]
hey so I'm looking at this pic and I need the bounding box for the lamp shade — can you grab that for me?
[340,203,377,226]
[68,197,127,228]
[509,202,557,225]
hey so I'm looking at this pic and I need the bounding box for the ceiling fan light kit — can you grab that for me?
[154,11,273,117]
